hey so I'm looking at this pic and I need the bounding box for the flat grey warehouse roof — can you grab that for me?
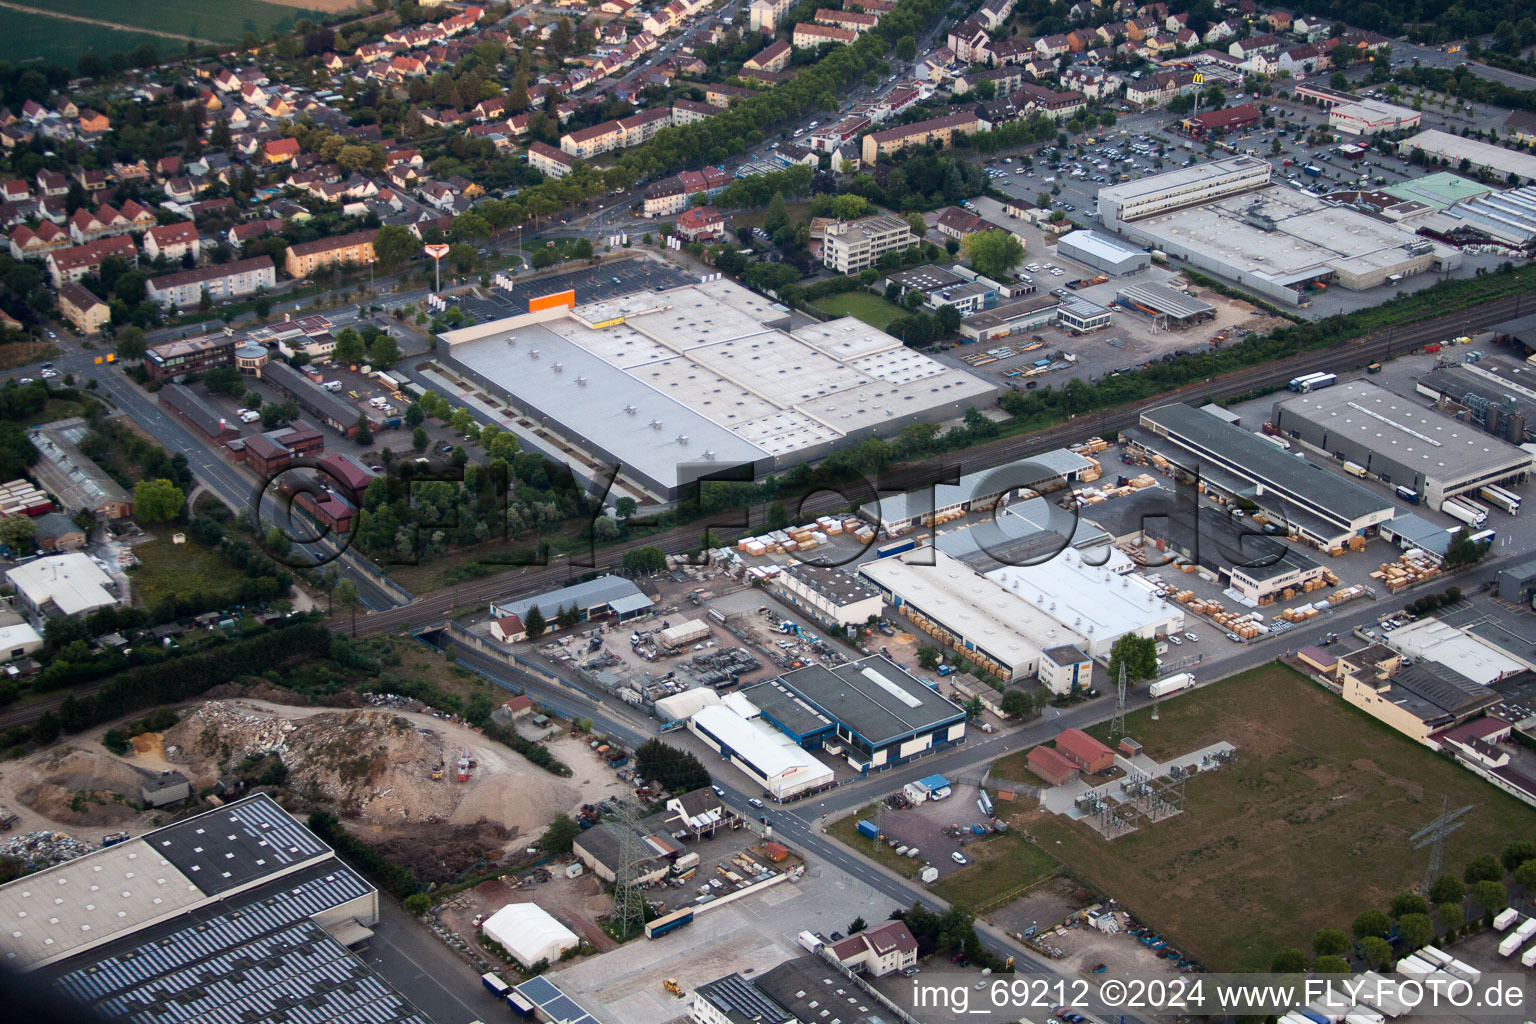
[778,654,964,746]
[1141,402,1394,524]
[1273,380,1534,482]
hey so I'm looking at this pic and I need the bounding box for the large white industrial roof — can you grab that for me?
[481,903,578,967]
[1384,618,1532,686]
[440,277,993,483]
[859,549,1083,675]
[5,553,116,616]
[653,687,724,722]
[1398,129,1536,183]
[986,547,1180,644]
[0,840,204,971]
[691,704,831,784]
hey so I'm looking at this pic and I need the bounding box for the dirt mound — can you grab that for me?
[14,748,147,826]
[162,701,580,829]
[347,820,514,885]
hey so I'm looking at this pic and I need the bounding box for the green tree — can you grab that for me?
[368,333,401,367]
[614,497,636,520]
[896,35,916,61]
[1353,909,1392,939]
[405,403,425,426]
[1514,859,1536,892]
[1358,936,1393,969]
[0,514,36,552]
[556,604,580,630]
[1438,902,1464,931]
[1396,912,1435,950]
[934,304,962,336]
[1313,955,1351,974]
[134,478,185,523]
[1391,892,1431,918]
[1465,854,1503,884]
[524,603,547,639]
[1000,690,1030,717]
[373,224,418,269]
[333,327,366,364]
[1311,928,1349,957]
[412,426,429,451]
[115,325,147,360]
[1106,634,1158,684]
[1270,948,1307,972]
[764,191,789,235]
[333,578,360,636]
[960,229,1025,279]
[765,500,790,530]
[354,417,372,446]
[916,646,941,670]
[848,916,867,935]
[204,366,243,395]
[538,813,582,854]
[964,695,985,720]
[1503,841,1536,872]
[1470,880,1507,914]
[1444,528,1485,568]
[1429,875,1465,905]
[621,545,666,573]
[635,738,712,792]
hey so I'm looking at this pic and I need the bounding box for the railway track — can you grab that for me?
[321,289,1523,638]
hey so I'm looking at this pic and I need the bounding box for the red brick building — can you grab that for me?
[1055,728,1115,774]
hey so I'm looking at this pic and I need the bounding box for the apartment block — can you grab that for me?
[821,214,914,274]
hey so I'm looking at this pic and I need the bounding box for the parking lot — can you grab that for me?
[458,256,697,323]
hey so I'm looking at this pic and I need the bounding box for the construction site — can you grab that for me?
[0,696,631,886]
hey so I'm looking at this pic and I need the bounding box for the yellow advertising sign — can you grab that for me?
[589,316,626,329]
[1193,72,1205,85]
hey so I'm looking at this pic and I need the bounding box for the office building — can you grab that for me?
[821,214,915,273]
[1097,155,1272,229]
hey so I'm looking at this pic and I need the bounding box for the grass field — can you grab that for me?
[930,830,1058,911]
[0,8,171,68]
[1016,663,1536,971]
[129,536,244,607]
[0,0,332,66]
[813,291,907,330]
[988,748,1045,785]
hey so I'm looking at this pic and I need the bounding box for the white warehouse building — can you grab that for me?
[985,547,1182,659]
[688,703,835,799]
[1097,155,1273,230]
[480,903,579,967]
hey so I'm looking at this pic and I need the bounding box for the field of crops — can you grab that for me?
[0,0,334,67]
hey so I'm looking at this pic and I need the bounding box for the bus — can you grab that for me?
[1479,484,1521,516]
[1298,372,1337,393]
[1288,372,1334,392]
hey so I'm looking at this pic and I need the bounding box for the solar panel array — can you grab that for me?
[49,866,425,1024]
[513,974,603,1024]
[699,973,792,1024]
[151,796,329,896]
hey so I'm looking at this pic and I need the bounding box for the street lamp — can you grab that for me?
[367,257,375,293]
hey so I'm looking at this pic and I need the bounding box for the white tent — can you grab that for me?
[481,903,578,967]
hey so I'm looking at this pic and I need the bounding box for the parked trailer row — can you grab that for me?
[1355,972,1409,1017]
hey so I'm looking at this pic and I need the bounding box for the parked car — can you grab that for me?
[748,797,765,809]
[951,852,968,865]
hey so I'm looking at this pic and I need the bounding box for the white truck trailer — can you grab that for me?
[1148,672,1195,697]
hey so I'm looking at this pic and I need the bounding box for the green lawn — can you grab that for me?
[1019,662,1536,971]
[989,748,1046,785]
[930,831,1058,911]
[828,803,921,879]
[129,536,244,608]
[813,291,907,330]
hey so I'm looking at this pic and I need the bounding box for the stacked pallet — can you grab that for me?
[1369,552,1442,591]
[1327,585,1366,606]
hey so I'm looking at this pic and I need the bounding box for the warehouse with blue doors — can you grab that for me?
[738,654,966,774]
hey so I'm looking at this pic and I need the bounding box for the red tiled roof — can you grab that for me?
[1056,727,1114,765]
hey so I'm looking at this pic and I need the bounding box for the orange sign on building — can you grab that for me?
[529,289,576,312]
